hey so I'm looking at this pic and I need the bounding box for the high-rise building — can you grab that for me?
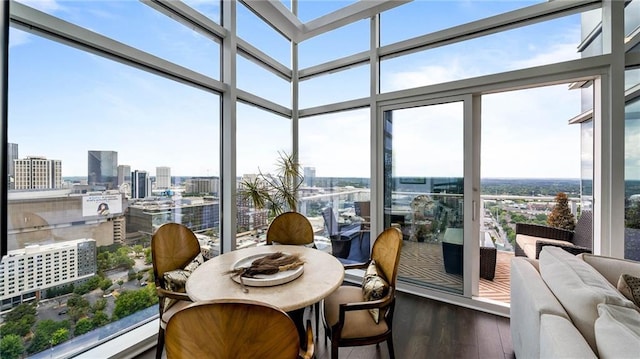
[131,170,150,199]
[88,151,118,190]
[156,166,171,189]
[304,167,316,187]
[117,165,131,186]
[14,156,62,190]
[185,177,219,195]
[7,143,18,189]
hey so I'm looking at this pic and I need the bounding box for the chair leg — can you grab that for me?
[387,337,395,359]
[156,327,165,359]
[331,338,339,359]
[314,302,319,340]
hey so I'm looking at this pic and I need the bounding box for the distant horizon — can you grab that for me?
[58,175,588,181]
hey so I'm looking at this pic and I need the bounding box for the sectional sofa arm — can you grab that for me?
[515,223,574,241]
[535,240,592,259]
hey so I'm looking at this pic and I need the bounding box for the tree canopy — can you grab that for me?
[547,192,576,230]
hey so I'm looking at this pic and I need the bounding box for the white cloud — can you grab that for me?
[8,29,31,48]
[508,41,580,70]
[18,0,61,13]
[386,61,467,92]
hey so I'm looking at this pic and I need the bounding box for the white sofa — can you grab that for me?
[510,246,640,358]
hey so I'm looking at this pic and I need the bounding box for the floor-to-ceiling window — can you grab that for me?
[1,0,638,357]
[3,2,222,357]
[625,96,640,261]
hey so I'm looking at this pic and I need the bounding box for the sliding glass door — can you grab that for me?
[382,99,467,295]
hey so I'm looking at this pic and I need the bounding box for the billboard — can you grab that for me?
[82,194,123,217]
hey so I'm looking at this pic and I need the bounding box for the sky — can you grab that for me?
[7,0,593,180]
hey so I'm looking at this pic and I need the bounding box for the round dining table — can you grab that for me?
[186,245,345,312]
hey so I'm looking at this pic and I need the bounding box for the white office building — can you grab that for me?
[156,166,171,189]
[0,238,96,310]
[13,156,62,190]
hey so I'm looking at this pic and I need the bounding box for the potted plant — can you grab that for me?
[238,151,304,220]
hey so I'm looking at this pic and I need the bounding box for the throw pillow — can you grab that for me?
[617,273,640,307]
[163,253,204,293]
[362,260,389,324]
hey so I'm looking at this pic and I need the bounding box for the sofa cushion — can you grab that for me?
[539,246,637,353]
[578,253,640,287]
[594,304,640,359]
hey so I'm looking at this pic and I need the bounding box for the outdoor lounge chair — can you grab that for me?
[515,210,592,259]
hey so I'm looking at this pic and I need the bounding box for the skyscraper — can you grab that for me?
[131,170,150,199]
[304,167,316,187]
[14,156,62,189]
[156,166,171,189]
[88,151,118,190]
[7,143,18,189]
[117,165,131,186]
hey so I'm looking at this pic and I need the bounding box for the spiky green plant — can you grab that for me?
[239,151,304,219]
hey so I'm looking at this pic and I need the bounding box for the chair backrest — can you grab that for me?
[165,299,301,359]
[371,227,403,288]
[354,201,370,220]
[151,223,201,288]
[322,207,339,237]
[266,211,314,245]
[573,210,593,249]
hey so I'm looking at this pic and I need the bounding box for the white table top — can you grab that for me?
[186,245,345,312]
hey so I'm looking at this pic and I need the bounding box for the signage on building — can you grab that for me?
[82,194,123,217]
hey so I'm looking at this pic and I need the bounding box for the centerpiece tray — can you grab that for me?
[230,252,304,287]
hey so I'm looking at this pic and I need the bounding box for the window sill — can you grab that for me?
[74,319,158,359]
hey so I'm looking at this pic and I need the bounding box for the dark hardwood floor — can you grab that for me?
[137,291,515,359]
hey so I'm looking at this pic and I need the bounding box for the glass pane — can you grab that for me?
[380,14,582,93]
[384,102,464,295]
[297,0,357,23]
[481,86,582,246]
[16,0,221,80]
[480,84,583,303]
[237,2,290,67]
[182,0,221,24]
[298,19,368,69]
[4,29,220,357]
[236,103,291,244]
[625,97,640,261]
[581,120,594,209]
[381,0,546,46]
[237,55,291,107]
[299,109,371,262]
[299,64,369,108]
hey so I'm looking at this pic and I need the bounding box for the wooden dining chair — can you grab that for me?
[322,227,403,359]
[266,211,315,246]
[151,223,202,359]
[266,211,319,339]
[165,299,315,359]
